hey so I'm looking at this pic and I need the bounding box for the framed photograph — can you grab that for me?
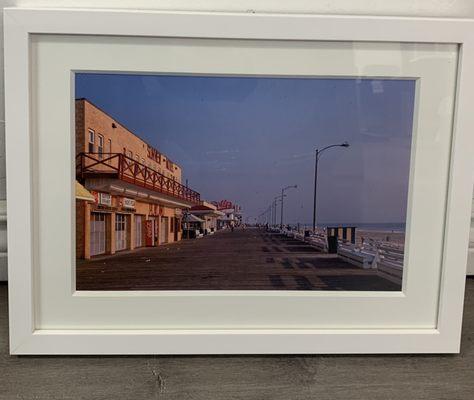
[4,8,474,354]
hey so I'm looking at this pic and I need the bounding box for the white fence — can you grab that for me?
[268,227,404,285]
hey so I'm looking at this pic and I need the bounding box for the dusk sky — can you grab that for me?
[76,73,415,226]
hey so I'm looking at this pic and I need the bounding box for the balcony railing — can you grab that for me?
[76,152,201,204]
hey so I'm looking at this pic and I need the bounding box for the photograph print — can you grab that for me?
[75,73,415,291]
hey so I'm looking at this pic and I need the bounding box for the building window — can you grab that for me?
[88,129,95,153]
[97,134,104,159]
[127,150,133,159]
[108,139,112,154]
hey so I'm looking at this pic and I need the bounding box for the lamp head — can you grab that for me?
[341,141,350,148]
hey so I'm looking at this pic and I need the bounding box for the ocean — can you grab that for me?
[289,222,406,233]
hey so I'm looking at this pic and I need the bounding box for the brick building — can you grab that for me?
[75,98,201,259]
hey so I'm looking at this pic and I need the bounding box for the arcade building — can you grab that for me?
[75,98,201,259]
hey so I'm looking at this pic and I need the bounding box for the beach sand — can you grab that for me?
[357,229,405,247]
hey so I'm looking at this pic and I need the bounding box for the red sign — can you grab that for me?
[212,199,239,211]
[147,144,161,163]
[149,203,159,216]
[91,191,99,204]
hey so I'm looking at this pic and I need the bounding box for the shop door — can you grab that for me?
[135,215,143,247]
[174,218,179,241]
[115,214,128,251]
[160,216,169,244]
[90,213,106,256]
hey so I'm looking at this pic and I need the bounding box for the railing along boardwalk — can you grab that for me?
[76,152,201,204]
[271,227,404,285]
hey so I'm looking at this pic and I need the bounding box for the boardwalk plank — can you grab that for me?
[76,228,400,291]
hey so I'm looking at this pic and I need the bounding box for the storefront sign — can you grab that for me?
[122,197,135,209]
[212,199,239,211]
[149,203,159,216]
[147,144,161,163]
[91,190,99,203]
[98,193,112,206]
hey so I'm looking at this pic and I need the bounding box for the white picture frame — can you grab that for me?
[4,8,474,354]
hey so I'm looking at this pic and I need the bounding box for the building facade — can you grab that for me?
[189,202,225,234]
[212,200,243,229]
[75,98,200,259]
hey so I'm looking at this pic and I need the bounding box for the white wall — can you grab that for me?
[0,0,473,279]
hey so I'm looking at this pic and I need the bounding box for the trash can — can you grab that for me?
[327,235,338,254]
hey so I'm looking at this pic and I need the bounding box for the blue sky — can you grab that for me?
[76,73,415,225]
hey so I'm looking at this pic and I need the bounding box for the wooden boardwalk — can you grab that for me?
[76,228,400,291]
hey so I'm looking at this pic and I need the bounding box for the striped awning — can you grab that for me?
[75,181,95,202]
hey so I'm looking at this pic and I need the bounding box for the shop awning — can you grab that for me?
[190,209,225,217]
[75,181,95,202]
[185,214,205,223]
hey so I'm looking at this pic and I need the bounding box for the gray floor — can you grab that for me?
[1,281,473,400]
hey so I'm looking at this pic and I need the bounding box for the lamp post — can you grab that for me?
[273,195,285,226]
[280,185,297,228]
[312,142,350,232]
[270,202,274,226]
[261,205,271,226]
[273,197,278,226]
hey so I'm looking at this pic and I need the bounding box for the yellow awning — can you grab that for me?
[75,181,95,202]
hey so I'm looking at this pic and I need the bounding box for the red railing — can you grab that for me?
[76,152,201,204]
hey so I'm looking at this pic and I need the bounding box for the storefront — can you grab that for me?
[75,98,199,260]
[77,188,190,259]
[189,203,225,234]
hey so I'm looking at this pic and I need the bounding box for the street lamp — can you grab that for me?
[260,205,271,226]
[280,185,297,228]
[273,195,285,226]
[312,142,350,232]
